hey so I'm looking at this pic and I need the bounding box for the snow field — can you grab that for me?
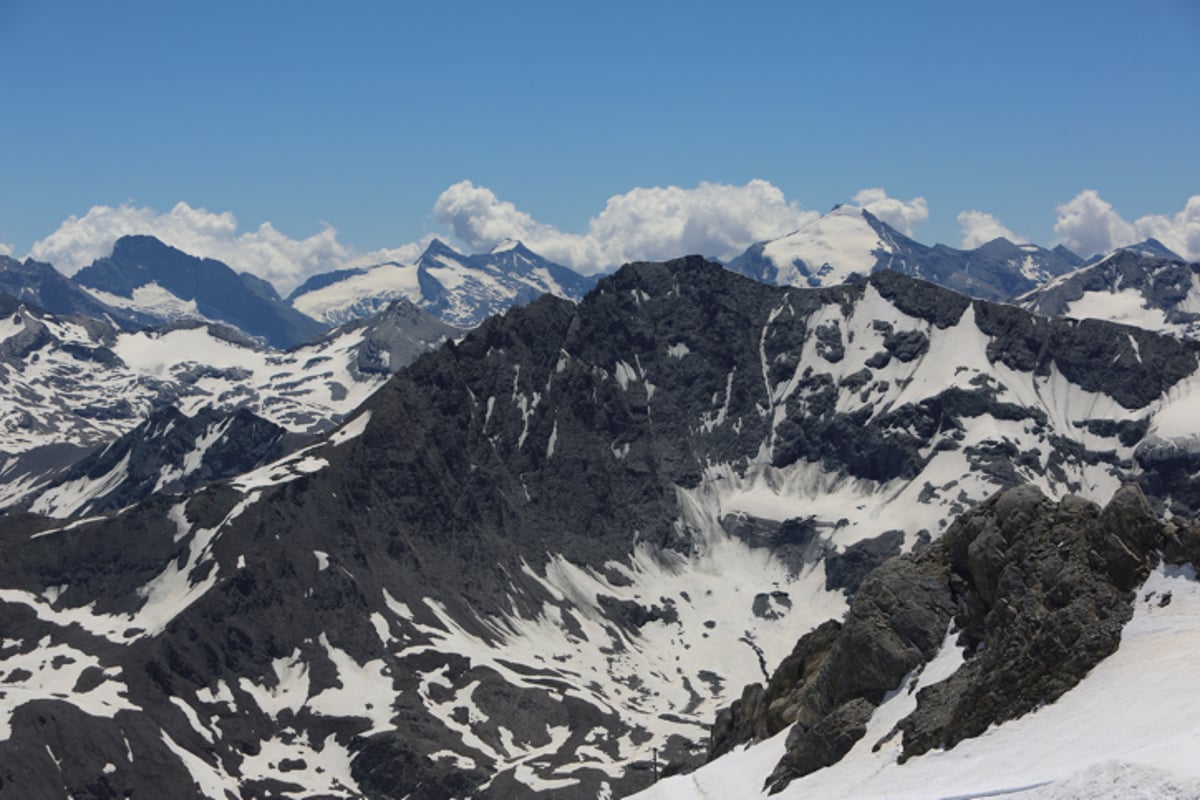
[0,638,137,740]
[635,564,1200,800]
[763,206,888,287]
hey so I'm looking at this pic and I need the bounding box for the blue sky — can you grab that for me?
[2,0,1198,286]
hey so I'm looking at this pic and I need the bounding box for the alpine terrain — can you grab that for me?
[727,204,1083,301]
[0,292,459,515]
[72,235,328,350]
[2,257,1200,798]
[289,238,596,329]
[1016,246,1200,341]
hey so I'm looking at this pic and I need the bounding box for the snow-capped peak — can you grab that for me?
[759,205,886,287]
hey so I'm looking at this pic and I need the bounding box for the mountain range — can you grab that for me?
[1016,247,1200,341]
[2,254,1200,798]
[0,234,595,350]
[289,238,596,329]
[0,294,457,515]
[726,205,1086,301]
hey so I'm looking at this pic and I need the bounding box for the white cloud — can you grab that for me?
[0,242,12,257]
[1052,190,1137,259]
[1132,195,1200,262]
[434,179,821,274]
[851,188,929,236]
[1052,190,1200,261]
[956,210,1026,249]
[28,202,359,293]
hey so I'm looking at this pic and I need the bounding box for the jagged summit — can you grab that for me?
[3,255,1200,797]
[74,235,325,348]
[291,237,595,328]
[1118,237,1184,261]
[726,206,1083,301]
[418,236,461,259]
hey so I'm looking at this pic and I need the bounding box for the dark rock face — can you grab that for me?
[824,529,906,594]
[0,258,158,330]
[74,235,325,348]
[1136,435,1200,519]
[711,545,954,790]
[311,297,461,377]
[3,258,1200,799]
[11,406,303,517]
[711,483,1189,794]
[893,486,1155,761]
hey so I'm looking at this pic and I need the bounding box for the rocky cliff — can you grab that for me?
[710,482,1200,793]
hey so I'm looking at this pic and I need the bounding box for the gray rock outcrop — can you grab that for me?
[710,483,1198,794]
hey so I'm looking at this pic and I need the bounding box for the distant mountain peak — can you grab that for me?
[294,239,595,329]
[73,237,324,348]
[1119,238,1184,261]
[420,237,460,259]
[727,210,1083,302]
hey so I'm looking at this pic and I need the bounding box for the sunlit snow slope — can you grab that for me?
[1017,249,1200,341]
[635,562,1200,800]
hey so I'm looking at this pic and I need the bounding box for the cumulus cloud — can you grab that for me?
[1133,195,1200,262]
[1052,190,1200,261]
[0,241,12,257]
[1052,190,1137,259]
[851,188,929,236]
[434,179,823,274]
[28,202,358,293]
[956,210,1026,249]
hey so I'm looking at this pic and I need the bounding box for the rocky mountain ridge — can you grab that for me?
[10,405,306,519]
[74,235,327,349]
[707,482,1199,793]
[1016,249,1200,341]
[0,255,161,331]
[289,237,595,329]
[0,293,457,515]
[2,258,1199,798]
[727,205,1084,301]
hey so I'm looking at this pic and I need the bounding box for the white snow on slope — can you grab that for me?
[291,262,421,325]
[697,288,1138,549]
[28,452,132,518]
[0,494,259,644]
[635,564,1200,800]
[1065,289,1169,331]
[763,206,890,287]
[361,474,850,787]
[0,309,388,461]
[0,639,138,740]
[84,283,209,323]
